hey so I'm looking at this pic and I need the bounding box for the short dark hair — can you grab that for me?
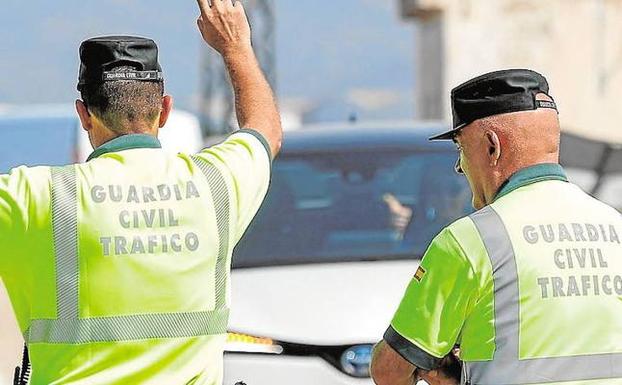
[80,66,164,133]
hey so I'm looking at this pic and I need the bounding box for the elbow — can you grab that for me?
[272,135,283,156]
[370,349,394,385]
[370,357,383,384]
[370,363,394,385]
[371,340,416,385]
[270,119,283,156]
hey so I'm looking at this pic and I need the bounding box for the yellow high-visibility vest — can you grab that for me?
[0,130,271,385]
[385,164,622,385]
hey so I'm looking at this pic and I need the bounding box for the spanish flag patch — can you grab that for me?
[414,266,426,282]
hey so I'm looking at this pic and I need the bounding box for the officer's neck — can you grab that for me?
[91,121,159,149]
[484,157,559,205]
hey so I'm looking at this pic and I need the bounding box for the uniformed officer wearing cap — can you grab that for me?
[1,1,281,384]
[371,69,622,385]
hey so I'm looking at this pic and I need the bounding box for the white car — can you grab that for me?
[224,123,473,385]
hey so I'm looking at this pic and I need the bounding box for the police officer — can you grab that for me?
[370,69,622,385]
[1,1,281,384]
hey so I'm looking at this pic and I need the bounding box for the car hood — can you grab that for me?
[228,260,419,346]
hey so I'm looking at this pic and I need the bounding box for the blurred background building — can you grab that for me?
[400,0,622,144]
[399,0,622,208]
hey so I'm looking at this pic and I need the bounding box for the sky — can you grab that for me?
[0,0,416,123]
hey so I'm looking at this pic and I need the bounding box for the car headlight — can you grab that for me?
[226,332,284,354]
[340,344,373,378]
[226,333,373,378]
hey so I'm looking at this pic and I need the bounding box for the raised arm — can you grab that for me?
[196,0,282,157]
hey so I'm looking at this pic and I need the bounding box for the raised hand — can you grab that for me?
[193,0,283,157]
[196,0,252,57]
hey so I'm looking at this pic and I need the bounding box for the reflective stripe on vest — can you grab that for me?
[465,206,622,384]
[190,156,230,310]
[26,162,231,344]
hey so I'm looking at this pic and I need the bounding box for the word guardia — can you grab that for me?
[91,181,200,203]
[523,223,620,244]
[92,182,203,256]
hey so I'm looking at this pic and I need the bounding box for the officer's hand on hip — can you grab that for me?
[196,0,252,57]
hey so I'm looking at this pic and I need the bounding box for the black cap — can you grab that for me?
[77,36,163,91]
[429,69,557,141]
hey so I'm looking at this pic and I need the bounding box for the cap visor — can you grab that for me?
[428,128,459,141]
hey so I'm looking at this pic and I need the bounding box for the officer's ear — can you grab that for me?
[76,99,93,132]
[485,130,501,167]
[158,95,174,129]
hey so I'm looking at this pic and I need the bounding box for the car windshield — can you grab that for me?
[0,116,77,173]
[233,149,473,268]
